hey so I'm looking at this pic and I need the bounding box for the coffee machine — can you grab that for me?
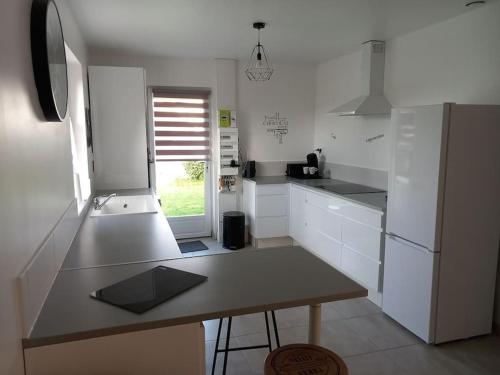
[286,150,321,179]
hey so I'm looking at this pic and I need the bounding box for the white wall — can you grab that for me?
[90,51,317,167]
[90,49,217,90]
[314,1,500,325]
[315,2,500,174]
[314,51,391,172]
[0,0,87,373]
[238,62,316,163]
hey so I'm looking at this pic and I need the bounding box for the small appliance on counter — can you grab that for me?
[243,160,256,178]
[286,150,322,179]
[306,152,320,177]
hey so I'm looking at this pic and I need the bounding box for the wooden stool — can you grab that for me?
[265,344,348,375]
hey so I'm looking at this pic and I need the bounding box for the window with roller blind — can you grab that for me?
[152,90,210,162]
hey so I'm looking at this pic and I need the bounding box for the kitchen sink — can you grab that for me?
[90,195,158,217]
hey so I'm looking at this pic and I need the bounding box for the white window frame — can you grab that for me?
[66,44,91,213]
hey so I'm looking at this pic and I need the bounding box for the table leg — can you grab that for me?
[308,304,321,345]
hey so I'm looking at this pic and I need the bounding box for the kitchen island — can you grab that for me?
[23,189,367,375]
[25,247,366,348]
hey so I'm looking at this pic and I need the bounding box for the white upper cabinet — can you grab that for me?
[89,66,149,190]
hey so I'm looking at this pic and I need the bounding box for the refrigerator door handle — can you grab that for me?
[387,232,436,254]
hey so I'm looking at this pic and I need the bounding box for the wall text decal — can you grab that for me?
[262,112,288,144]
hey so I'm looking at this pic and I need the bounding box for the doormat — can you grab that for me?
[178,240,209,254]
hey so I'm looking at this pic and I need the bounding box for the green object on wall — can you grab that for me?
[218,109,231,127]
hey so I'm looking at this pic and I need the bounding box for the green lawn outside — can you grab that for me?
[158,178,204,217]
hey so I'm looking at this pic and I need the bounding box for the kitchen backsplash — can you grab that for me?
[253,160,388,190]
[320,162,388,190]
[254,161,302,177]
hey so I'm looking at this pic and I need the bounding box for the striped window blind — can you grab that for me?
[152,90,210,162]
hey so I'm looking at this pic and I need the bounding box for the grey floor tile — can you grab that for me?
[384,343,486,375]
[231,313,269,337]
[276,325,309,346]
[321,319,380,357]
[274,303,348,330]
[321,302,352,321]
[204,319,232,341]
[436,335,500,375]
[205,312,277,342]
[344,349,412,375]
[234,333,275,374]
[275,306,308,329]
[344,314,420,350]
[329,297,382,318]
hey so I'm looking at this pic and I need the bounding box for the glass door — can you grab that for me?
[148,89,212,239]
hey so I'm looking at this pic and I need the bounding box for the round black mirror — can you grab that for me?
[31,0,68,122]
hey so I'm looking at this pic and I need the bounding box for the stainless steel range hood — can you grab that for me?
[329,40,391,116]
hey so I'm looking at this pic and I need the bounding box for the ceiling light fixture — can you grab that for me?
[245,22,273,81]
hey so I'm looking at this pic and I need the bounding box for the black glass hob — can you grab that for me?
[90,266,207,314]
[319,183,385,195]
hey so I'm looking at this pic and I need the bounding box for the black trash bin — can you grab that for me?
[223,211,245,250]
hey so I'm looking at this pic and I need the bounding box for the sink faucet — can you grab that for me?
[93,193,116,210]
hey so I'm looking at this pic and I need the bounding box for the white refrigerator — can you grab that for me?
[382,103,500,344]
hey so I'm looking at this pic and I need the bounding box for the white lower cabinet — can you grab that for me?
[256,195,289,217]
[341,246,380,290]
[342,218,382,262]
[244,181,290,240]
[246,181,385,303]
[289,185,385,304]
[255,216,289,238]
[309,231,342,268]
[289,185,307,243]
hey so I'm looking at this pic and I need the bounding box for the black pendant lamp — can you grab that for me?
[245,22,273,81]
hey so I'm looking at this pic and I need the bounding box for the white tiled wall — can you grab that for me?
[18,200,85,336]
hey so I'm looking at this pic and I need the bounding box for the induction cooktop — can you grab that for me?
[90,266,207,314]
[319,183,385,195]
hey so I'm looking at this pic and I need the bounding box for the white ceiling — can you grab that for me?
[68,0,491,63]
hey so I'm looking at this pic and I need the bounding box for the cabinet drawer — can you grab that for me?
[220,133,238,143]
[342,204,383,228]
[256,184,289,196]
[256,195,289,217]
[320,208,342,242]
[341,246,380,290]
[255,216,289,238]
[309,232,342,268]
[342,219,382,261]
[306,191,345,210]
[220,142,237,152]
[220,151,238,161]
[304,195,342,242]
[305,191,327,208]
